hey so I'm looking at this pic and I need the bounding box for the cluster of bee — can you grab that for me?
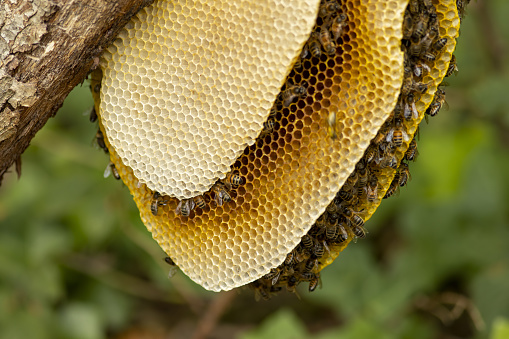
[249,0,460,300]
[88,83,122,182]
[150,170,245,217]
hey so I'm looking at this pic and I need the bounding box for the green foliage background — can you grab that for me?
[1,1,509,338]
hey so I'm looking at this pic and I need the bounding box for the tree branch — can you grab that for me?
[0,0,154,183]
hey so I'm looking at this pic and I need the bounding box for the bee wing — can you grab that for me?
[103,163,112,178]
[386,129,394,142]
[214,192,223,206]
[188,199,196,211]
[175,201,183,215]
[411,102,418,119]
[168,266,178,278]
[403,130,410,142]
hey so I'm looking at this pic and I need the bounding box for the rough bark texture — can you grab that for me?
[0,0,154,182]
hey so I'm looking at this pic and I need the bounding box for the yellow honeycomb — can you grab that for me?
[99,0,321,200]
[92,0,461,293]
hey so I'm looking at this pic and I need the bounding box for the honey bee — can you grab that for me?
[259,118,276,138]
[422,0,433,9]
[342,207,364,229]
[164,256,178,278]
[403,12,413,40]
[445,55,458,77]
[403,93,419,120]
[318,26,336,56]
[426,87,447,117]
[308,32,322,59]
[286,275,298,294]
[330,13,348,41]
[357,167,368,189]
[384,173,400,199]
[412,13,428,39]
[304,257,318,273]
[193,195,207,210]
[398,162,411,187]
[223,171,244,190]
[433,37,448,53]
[325,220,338,240]
[89,106,98,123]
[422,52,436,63]
[404,138,419,161]
[367,175,378,202]
[337,223,349,242]
[419,27,438,53]
[319,0,340,20]
[386,118,409,148]
[308,274,321,292]
[264,268,282,286]
[294,44,309,70]
[95,129,108,153]
[103,161,120,180]
[269,106,278,118]
[175,198,196,217]
[373,125,389,145]
[351,225,367,239]
[346,171,359,188]
[327,111,337,139]
[314,240,325,258]
[365,145,377,163]
[252,282,271,301]
[408,0,419,14]
[151,192,161,216]
[301,234,314,251]
[379,145,398,169]
[212,183,231,206]
[337,187,354,203]
[281,84,306,107]
[284,251,295,266]
[413,62,431,78]
[326,201,339,214]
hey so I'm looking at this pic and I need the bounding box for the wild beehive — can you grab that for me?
[90,0,462,294]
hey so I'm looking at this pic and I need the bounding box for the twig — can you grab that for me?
[191,290,237,339]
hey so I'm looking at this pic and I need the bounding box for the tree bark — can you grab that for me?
[0,0,154,183]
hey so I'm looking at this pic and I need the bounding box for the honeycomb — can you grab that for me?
[93,0,408,292]
[98,0,321,200]
[91,0,461,293]
[251,0,460,297]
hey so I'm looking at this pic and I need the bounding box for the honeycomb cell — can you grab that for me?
[99,0,321,200]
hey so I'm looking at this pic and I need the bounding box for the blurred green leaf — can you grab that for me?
[490,317,509,339]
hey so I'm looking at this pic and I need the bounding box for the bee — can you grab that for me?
[422,0,433,9]
[384,173,400,199]
[259,118,276,138]
[319,26,336,56]
[386,118,409,148]
[103,161,120,180]
[402,12,413,40]
[403,93,419,120]
[367,175,378,202]
[345,171,359,188]
[426,87,447,117]
[269,106,278,118]
[337,223,349,242]
[404,138,419,161]
[151,192,162,216]
[301,234,314,251]
[193,195,207,209]
[342,207,364,229]
[284,251,295,266]
[412,13,428,39]
[252,282,271,301]
[308,274,321,292]
[326,201,339,214]
[413,62,431,78]
[304,257,318,273]
[398,162,411,187]
[281,84,306,107]
[95,129,108,153]
[264,268,282,286]
[308,32,322,59]
[89,106,98,123]
[330,13,348,41]
[373,125,389,145]
[365,145,377,163]
[175,198,196,217]
[357,167,368,189]
[408,0,419,14]
[212,183,231,206]
[164,256,178,278]
[379,145,398,169]
[294,44,309,70]
[314,240,325,258]
[337,187,354,202]
[422,52,436,63]
[286,275,298,294]
[445,55,458,77]
[319,1,340,20]
[419,27,438,53]
[223,171,244,190]
[352,225,367,239]
[433,37,448,53]
[327,111,338,139]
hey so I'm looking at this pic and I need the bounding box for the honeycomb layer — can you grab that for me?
[99,0,321,200]
[249,0,461,298]
[95,0,410,292]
